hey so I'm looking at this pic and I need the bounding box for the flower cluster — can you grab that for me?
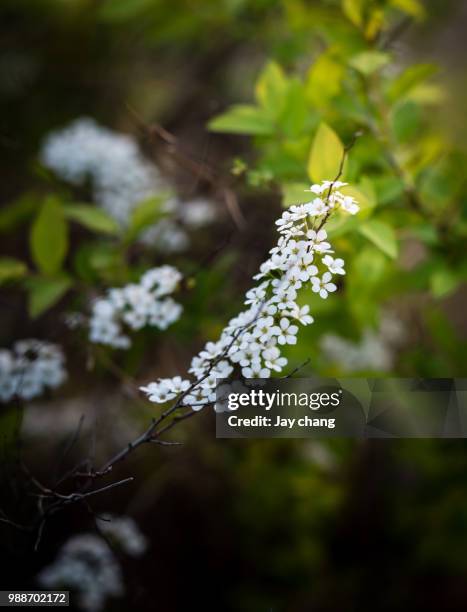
[89,266,183,349]
[40,118,218,252]
[141,181,359,410]
[37,515,146,612]
[40,117,163,225]
[0,340,66,403]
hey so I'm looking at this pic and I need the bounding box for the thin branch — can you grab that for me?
[283,358,311,379]
[316,132,361,231]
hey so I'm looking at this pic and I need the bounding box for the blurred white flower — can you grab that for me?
[183,198,217,228]
[40,119,218,253]
[89,266,182,349]
[0,340,66,403]
[321,314,405,372]
[38,534,123,612]
[99,514,148,557]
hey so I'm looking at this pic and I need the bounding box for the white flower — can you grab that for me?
[322,180,347,189]
[311,272,337,299]
[306,198,328,216]
[289,304,314,326]
[242,364,271,378]
[199,341,223,361]
[212,360,234,378]
[322,255,345,275]
[263,346,288,372]
[183,385,215,411]
[306,229,332,253]
[252,316,275,343]
[275,211,293,231]
[292,253,319,282]
[340,195,359,215]
[305,183,326,194]
[140,380,176,403]
[166,376,191,395]
[271,317,299,345]
[244,286,267,307]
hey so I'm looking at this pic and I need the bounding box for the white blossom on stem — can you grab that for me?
[140,180,359,408]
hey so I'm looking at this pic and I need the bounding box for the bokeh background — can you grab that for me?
[1,0,467,610]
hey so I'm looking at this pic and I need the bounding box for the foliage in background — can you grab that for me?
[209,0,467,376]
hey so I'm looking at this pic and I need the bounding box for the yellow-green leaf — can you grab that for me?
[390,0,425,20]
[359,220,398,259]
[281,183,310,207]
[30,197,68,275]
[307,122,344,183]
[0,257,28,285]
[342,0,363,27]
[64,204,120,235]
[208,105,275,135]
[349,51,390,76]
[387,64,437,103]
[278,78,308,137]
[255,61,288,119]
[306,52,344,106]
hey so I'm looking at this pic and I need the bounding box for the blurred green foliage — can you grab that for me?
[208,0,467,376]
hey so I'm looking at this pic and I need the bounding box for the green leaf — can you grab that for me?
[281,183,310,207]
[372,176,405,205]
[359,220,398,259]
[387,64,437,103]
[391,100,421,142]
[307,122,344,183]
[25,275,72,318]
[390,0,425,19]
[430,266,460,299]
[353,246,388,286]
[0,258,28,285]
[208,105,275,135]
[349,51,391,76]
[255,61,288,120]
[326,214,359,238]
[64,204,120,235]
[278,78,308,137]
[0,193,38,233]
[30,197,68,275]
[306,52,344,107]
[126,196,167,242]
[74,242,127,284]
[342,0,364,27]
